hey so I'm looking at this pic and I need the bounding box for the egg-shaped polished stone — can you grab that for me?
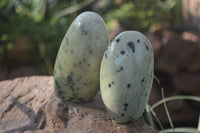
[54,11,109,103]
[100,31,154,123]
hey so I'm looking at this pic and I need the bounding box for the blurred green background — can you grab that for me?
[0,0,183,76]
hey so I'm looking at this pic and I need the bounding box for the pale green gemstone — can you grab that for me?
[54,12,109,103]
[100,31,154,123]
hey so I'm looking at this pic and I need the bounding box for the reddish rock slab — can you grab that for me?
[0,76,157,133]
[0,76,54,133]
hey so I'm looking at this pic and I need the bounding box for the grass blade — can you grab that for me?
[151,95,200,110]
[146,105,155,128]
[159,127,197,133]
[161,88,174,132]
[197,115,200,133]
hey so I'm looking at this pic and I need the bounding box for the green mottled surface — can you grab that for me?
[54,12,109,103]
[100,31,154,123]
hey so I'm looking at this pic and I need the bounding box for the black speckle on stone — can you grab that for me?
[127,41,135,53]
[124,103,128,107]
[58,90,64,96]
[71,50,74,53]
[67,74,75,91]
[70,72,73,75]
[89,50,92,54]
[105,53,108,58]
[121,113,124,116]
[77,79,79,82]
[73,93,77,98]
[127,84,131,88]
[145,93,147,97]
[141,78,145,83]
[67,76,72,83]
[123,103,128,111]
[79,61,82,65]
[120,50,126,55]
[87,64,90,67]
[108,83,111,88]
[116,66,123,73]
[70,85,74,91]
[82,58,86,62]
[137,39,140,43]
[111,81,114,84]
[65,37,69,46]
[81,25,88,35]
[117,55,119,58]
[116,38,120,43]
[55,80,61,89]
[146,45,149,50]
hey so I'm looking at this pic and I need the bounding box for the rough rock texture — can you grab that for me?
[0,76,53,133]
[0,76,157,133]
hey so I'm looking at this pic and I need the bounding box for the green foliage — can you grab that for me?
[0,0,76,74]
[0,0,182,74]
[105,0,177,31]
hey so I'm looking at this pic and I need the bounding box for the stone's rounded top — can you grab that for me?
[111,31,153,53]
[104,30,154,72]
[115,30,147,37]
[76,11,103,19]
[70,11,108,38]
